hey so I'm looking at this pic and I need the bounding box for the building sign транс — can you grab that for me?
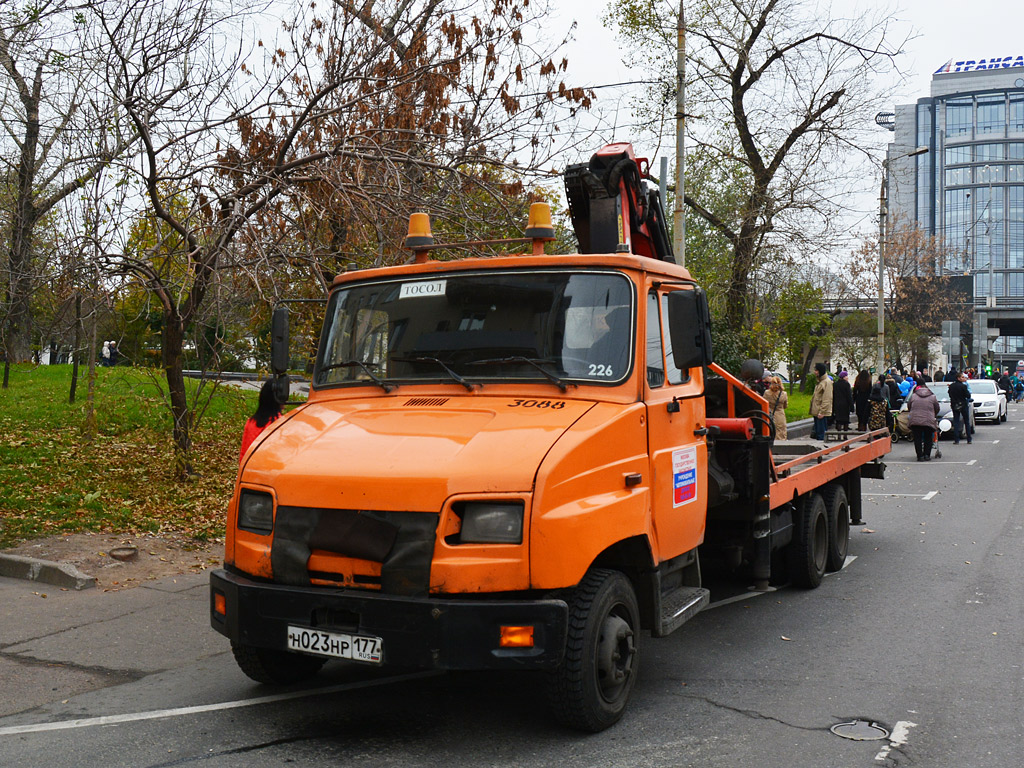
[935,56,1024,74]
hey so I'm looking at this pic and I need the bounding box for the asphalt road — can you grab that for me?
[1,406,1022,767]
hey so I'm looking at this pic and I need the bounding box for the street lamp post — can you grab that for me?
[878,145,929,375]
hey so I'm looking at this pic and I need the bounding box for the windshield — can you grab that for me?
[314,270,635,389]
[970,379,998,395]
[929,382,950,402]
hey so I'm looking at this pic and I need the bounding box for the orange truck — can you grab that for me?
[210,143,890,731]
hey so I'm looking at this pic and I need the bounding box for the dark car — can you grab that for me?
[927,382,976,440]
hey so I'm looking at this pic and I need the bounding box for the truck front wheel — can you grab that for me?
[231,642,327,685]
[547,568,641,732]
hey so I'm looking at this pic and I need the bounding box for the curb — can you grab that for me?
[0,553,96,590]
[788,417,813,438]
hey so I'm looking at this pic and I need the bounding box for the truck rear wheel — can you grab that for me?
[231,642,327,685]
[822,484,850,572]
[790,493,828,588]
[546,568,640,732]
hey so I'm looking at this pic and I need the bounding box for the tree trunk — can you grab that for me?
[69,293,81,404]
[725,225,760,333]
[83,299,99,439]
[163,315,194,479]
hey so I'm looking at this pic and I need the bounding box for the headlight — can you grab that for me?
[238,490,274,535]
[459,502,524,544]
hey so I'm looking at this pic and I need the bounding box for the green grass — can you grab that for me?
[0,364,254,547]
[783,389,812,423]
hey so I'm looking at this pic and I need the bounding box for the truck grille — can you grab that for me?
[271,507,440,597]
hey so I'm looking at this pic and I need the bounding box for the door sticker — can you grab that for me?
[672,446,698,507]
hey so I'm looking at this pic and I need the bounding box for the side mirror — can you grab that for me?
[271,305,289,375]
[666,288,714,370]
[271,374,290,405]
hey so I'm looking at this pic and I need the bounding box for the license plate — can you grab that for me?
[286,625,383,663]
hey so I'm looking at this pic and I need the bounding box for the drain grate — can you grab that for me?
[831,720,890,741]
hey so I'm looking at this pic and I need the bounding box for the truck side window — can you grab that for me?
[660,293,689,384]
[646,292,665,387]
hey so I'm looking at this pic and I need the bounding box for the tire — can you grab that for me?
[547,569,641,732]
[790,493,828,589]
[821,484,849,573]
[231,642,327,685]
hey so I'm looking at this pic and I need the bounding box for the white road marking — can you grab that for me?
[993,440,1000,444]
[967,459,978,466]
[0,671,441,737]
[884,461,975,465]
[875,720,918,762]
[922,491,938,501]
[864,492,932,498]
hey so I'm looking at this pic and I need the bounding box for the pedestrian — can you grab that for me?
[240,380,283,463]
[944,366,958,382]
[886,374,902,409]
[109,341,119,366]
[809,362,833,441]
[101,341,110,367]
[853,369,873,431]
[948,371,973,444]
[869,374,890,432]
[906,377,940,461]
[765,376,788,440]
[832,370,854,433]
[998,369,1013,401]
[920,369,933,383]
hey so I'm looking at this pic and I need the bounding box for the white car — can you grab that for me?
[968,379,1008,423]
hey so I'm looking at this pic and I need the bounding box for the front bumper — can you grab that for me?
[974,404,997,420]
[210,569,568,670]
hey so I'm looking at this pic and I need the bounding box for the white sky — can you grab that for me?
[550,0,1024,241]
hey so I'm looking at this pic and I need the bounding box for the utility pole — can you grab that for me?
[672,2,685,267]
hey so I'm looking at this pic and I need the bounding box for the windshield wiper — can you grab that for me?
[317,360,396,392]
[466,356,569,392]
[390,355,478,391]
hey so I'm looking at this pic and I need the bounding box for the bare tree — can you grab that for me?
[0,0,136,382]
[92,0,587,477]
[847,216,972,370]
[608,0,908,335]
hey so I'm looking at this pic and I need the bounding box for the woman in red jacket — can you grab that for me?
[239,380,282,463]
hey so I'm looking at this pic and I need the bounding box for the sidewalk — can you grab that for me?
[0,569,222,718]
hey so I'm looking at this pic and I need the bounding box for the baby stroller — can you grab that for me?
[889,408,911,442]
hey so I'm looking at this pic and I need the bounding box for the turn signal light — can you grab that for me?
[499,625,535,648]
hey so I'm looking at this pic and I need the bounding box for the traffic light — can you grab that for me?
[985,363,993,376]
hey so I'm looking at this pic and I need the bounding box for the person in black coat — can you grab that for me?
[885,375,902,409]
[832,370,854,433]
[852,369,873,431]
[948,371,973,444]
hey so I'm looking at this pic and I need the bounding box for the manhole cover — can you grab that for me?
[831,720,890,741]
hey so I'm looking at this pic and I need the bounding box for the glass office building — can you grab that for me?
[889,59,1024,363]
